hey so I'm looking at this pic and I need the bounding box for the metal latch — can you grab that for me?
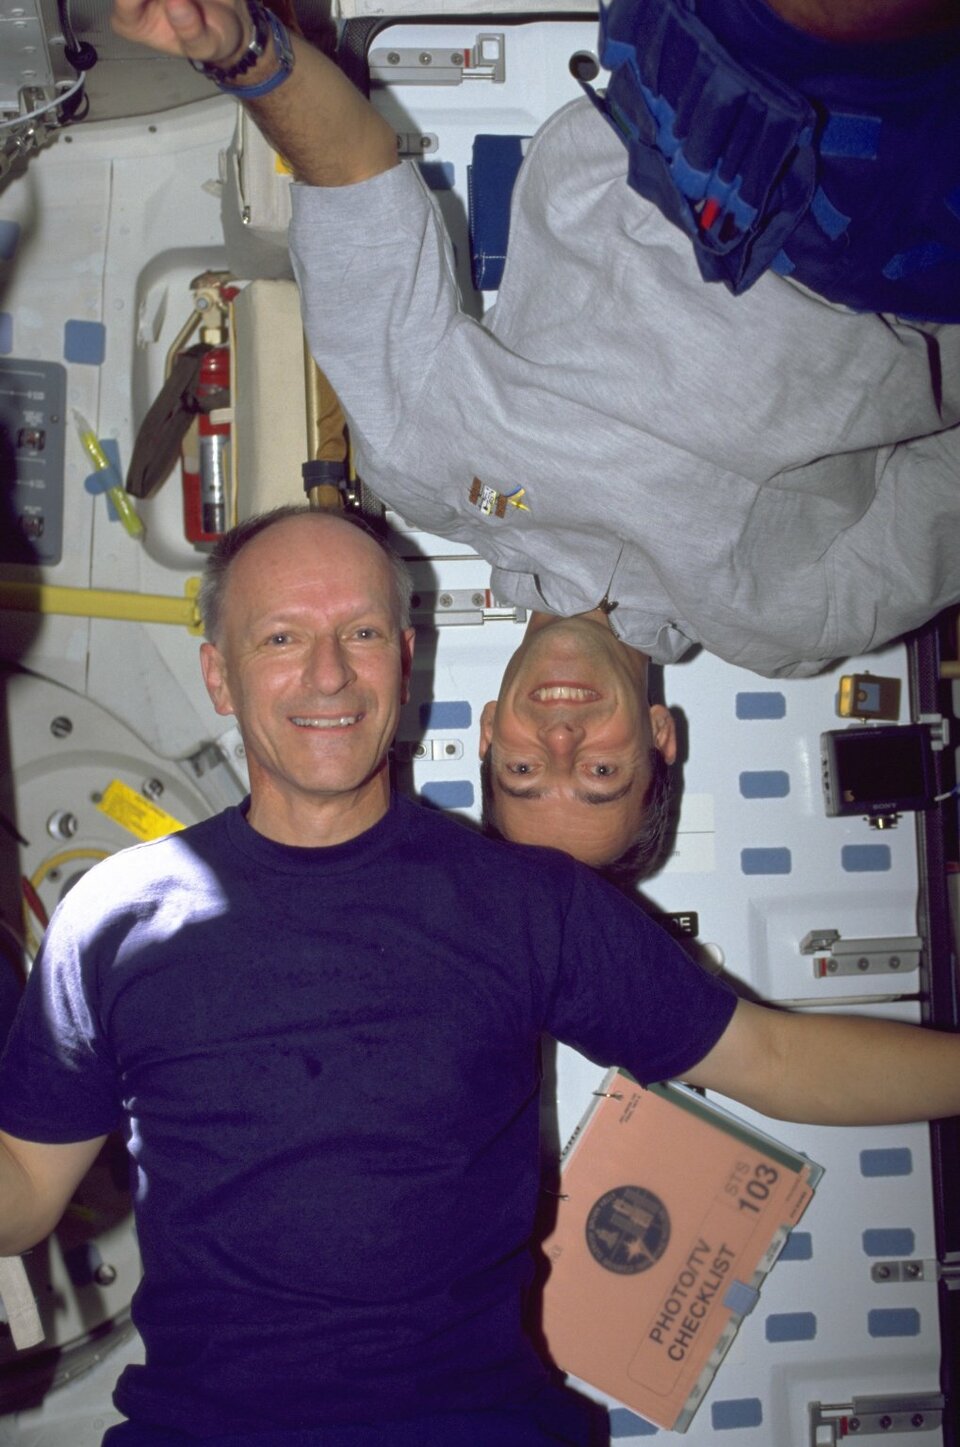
[410,588,526,627]
[799,929,921,979]
[810,1394,944,1444]
[872,1252,960,1289]
[396,131,438,158]
[394,738,463,764]
[370,34,505,86]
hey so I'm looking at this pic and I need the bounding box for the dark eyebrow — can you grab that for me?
[496,779,636,806]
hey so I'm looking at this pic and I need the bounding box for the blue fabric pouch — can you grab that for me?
[582,0,818,295]
[583,0,960,320]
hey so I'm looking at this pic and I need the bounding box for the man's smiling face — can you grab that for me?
[479,611,675,867]
[200,513,414,844]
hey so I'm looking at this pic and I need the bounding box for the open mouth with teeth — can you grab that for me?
[529,686,599,702]
[291,714,363,728]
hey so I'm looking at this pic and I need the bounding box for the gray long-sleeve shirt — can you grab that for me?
[290,97,959,677]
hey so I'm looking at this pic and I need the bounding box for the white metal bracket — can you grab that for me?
[799,929,922,979]
[394,738,464,763]
[810,1394,944,1444]
[370,33,505,86]
[410,588,526,627]
[871,1253,960,1289]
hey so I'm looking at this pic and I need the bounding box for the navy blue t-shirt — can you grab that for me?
[0,795,735,1436]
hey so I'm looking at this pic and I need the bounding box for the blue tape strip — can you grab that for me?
[765,1311,817,1342]
[741,848,791,875]
[609,1407,659,1437]
[868,1308,921,1338]
[419,701,472,730]
[860,1147,913,1178]
[711,1398,763,1430]
[841,845,891,873]
[735,692,786,719]
[64,318,107,366]
[418,781,474,809]
[863,1228,915,1257]
[739,771,790,799]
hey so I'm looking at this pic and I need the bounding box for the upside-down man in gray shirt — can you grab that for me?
[114,0,960,876]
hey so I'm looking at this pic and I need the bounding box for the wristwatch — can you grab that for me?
[191,0,294,96]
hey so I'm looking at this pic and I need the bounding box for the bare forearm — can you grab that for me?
[0,1138,52,1255]
[0,1131,106,1255]
[686,999,960,1127]
[244,36,398,187]
[110,0,398,186]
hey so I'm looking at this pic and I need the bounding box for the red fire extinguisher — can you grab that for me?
[182,343,231,545]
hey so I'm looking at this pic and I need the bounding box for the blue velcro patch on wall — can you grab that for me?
[417,160,455,191]
[735,692,786,719]
[0,220,20,262]
[741,848,791,875]
[739,771,789,799]
[841,845,891,873]
[819,113,881,159]
[860,1148,912,1178]
[765,1311,817,1342]
[64,319,106,366]
[419,781,474,809]
[0,313,12,354]
[609,1407,658,1437]
[863,1228,915,1257]
[780,1231,812,1261]
[420,701,472,730]
[868,1308,921,1338]
[711,1398,763,1430]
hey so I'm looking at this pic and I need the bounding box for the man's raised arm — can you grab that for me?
[684,998,960,1127]
[0,1131,106,1256]
[111,0,398,185]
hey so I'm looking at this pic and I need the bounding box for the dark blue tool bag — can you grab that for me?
[581,0,960,320]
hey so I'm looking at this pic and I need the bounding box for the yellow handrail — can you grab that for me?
[0,579,203,634]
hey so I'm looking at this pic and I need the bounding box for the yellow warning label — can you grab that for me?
[97,780,186,842]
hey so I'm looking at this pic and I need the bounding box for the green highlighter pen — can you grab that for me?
[72,409,144,540]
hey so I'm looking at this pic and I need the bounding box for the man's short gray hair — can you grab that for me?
[197,505,414,643]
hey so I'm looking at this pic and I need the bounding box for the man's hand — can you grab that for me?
[113,0,399,187]
[111,0,248,69]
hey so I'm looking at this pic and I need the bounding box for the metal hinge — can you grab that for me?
[810,1394,944,1444]
[370,33,505,86]
[410,588,526,627]
[799,929,922,979]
